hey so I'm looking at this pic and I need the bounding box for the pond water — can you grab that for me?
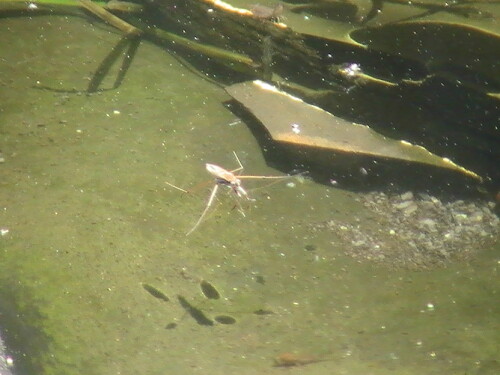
[0,5,499,375]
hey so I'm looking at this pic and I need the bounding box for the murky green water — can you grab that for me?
[0,8,499,375]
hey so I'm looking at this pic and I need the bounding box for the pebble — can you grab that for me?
[403,204,418,215]
[314,191,499,269]
[400,191,414,201]
[470,213,483,222]
[419,218,437,231]
[393,200,414,209]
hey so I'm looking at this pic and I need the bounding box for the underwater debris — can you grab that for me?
[350,21,500,92]
[226,80,482,181]
[273,352,325,367]
[250,3,284,21]
[165,322,177,330]
[311,191,499,269]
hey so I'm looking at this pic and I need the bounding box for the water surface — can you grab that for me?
[0,10,498,375]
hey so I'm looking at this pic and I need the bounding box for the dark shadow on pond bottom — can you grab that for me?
[176,295,213,326]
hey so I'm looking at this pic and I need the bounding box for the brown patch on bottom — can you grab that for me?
[273,352,325,367]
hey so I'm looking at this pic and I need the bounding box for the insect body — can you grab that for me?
[166,152,293,235]
[205,163,248,199]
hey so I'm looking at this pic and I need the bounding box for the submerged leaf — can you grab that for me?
[350,21,500,93]
[225,80,481,180]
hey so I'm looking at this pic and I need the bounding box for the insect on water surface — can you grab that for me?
[166,152,294,235]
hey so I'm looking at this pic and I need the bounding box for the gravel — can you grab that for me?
[311,191,499,269]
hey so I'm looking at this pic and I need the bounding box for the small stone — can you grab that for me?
[394,200,414,209]
[419,218,437,231]
[400,191,414,201]
[470,213,483,222]
[453,213,468,223]
[438,249,449,258]
[352,240,366,247]
[403,204,418,215]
